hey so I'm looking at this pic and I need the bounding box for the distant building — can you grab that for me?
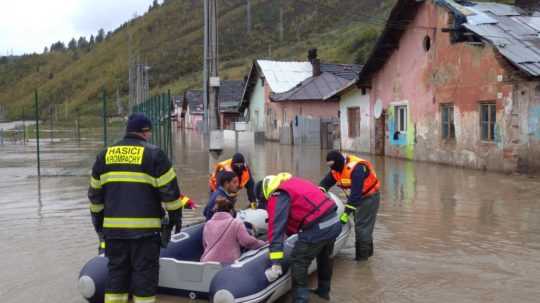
[357,0,540,172]
[218,80,245,130]
[240,49,361,145]
[180,90,203,130]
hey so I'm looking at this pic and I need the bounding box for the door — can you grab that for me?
[374,110,386,155]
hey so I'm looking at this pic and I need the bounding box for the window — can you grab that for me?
[395,105,407,132]
[347,107,360,138]
[441,104,455,140]
[480,103,496,141]
[423,35,431,52]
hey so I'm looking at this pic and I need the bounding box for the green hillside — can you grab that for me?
[0,0,514,121]
[0,0,395,121]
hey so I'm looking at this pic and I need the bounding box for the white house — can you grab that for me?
[336,85,372,153]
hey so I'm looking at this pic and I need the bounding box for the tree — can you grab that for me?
[96,29,105,43]
[50,41,66,52]
[89,35,95,49]
[43,47,49,54]
[68,38,77,51]
[106,31,113,40]
[150,0,159,10]
[77,37,89,50]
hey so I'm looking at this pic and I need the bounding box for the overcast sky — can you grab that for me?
[0,0,156,55]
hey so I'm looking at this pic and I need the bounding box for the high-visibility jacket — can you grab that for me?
[331,154,380,197]
[88,134,184,239]
[209,159,251,192]
[267,177,337,259]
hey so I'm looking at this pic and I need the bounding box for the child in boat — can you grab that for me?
[201,190,266,264]
[204,171,239,220]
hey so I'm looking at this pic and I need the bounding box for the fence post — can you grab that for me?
[35,90,41,178]
[168,90,174,163]
[102,89,108,148]
[22,107,26,144]
[49,105,54,143]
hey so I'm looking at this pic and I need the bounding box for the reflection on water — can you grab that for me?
[1,130,540,303]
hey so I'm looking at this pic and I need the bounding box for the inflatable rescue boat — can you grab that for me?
[78,192,352,303]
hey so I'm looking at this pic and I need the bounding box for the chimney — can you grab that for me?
[308,48,321,77]
[515,0,540,14]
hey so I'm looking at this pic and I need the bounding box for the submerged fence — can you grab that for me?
[131,91,175,162]
[0,89,125,178]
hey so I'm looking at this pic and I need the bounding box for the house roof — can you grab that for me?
[320,63,362,81]
[184,90,203,114]
[357,0,426,85]
[358,0,540,84]
[271,72,353,102]
[438,0,540,77]
[218,80,244,113]
[256,60,313,93]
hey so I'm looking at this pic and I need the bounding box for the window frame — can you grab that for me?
[479,102,496,142]
[395,105,408,133]
[441,103,455,141]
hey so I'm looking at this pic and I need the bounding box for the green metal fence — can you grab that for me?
[132,91,174,162]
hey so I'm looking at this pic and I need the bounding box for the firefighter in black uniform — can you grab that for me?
[88,113,190,303]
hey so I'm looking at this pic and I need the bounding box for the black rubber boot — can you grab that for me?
[368,240,374,257]
[310,280,330,300]
[355,242,370,262]
[310,288,330,300]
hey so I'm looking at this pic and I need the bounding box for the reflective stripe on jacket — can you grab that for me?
[330,154,380,197]
[88,134,181,238]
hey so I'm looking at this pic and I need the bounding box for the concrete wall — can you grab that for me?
[248,77,266,133]
[340,88,371,153]
[368,0,540,172]
[265,99,339,141]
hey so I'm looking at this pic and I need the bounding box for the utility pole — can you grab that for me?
[204,0,223,165]
[279,4,284,42]
[246,0,252,33]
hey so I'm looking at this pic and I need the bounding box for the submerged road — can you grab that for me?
[1,130,540,303]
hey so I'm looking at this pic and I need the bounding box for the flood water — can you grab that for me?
[1,130,540,303]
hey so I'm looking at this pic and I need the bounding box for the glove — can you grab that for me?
[340,204,356,224]
[265,264,283,282]
[180,195,198,209]
[161,216,173,248]
[97,232,105,254]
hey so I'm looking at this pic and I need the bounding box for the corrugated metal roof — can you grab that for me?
[271,72,352,102]
[256,60,313,93]
[444,1,540,77]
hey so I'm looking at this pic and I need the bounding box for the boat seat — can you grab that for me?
[159,258,223,293]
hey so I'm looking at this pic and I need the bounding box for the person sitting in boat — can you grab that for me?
[204,171,240,220]
[208,153,257,209]
[201,195,266,264]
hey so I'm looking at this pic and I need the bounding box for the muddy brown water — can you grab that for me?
[1,130,540,303]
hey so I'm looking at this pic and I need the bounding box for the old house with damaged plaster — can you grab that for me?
[354,0,540,173]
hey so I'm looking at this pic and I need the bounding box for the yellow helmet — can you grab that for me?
[262,172,292,199]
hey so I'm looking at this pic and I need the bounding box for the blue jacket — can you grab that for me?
[204,187,237,220]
